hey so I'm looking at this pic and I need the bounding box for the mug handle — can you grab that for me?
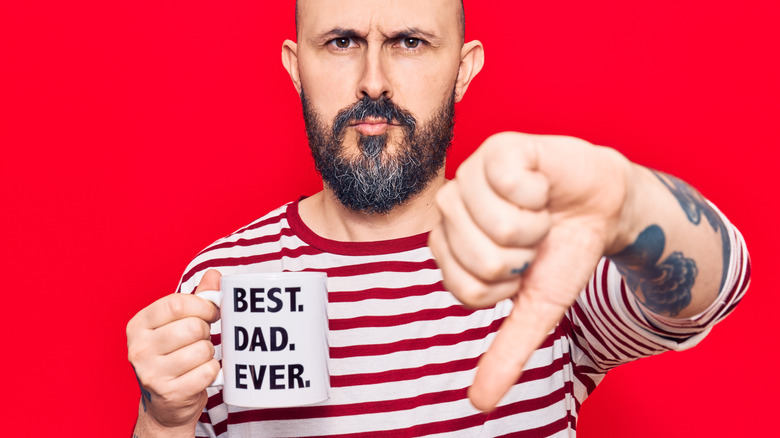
[195,290,224,388]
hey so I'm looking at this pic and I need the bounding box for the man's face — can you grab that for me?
[293,0,466,214]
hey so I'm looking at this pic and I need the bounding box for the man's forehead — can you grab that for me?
[297,0,463,39]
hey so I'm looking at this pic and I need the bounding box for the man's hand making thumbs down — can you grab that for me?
[429,132,632,411]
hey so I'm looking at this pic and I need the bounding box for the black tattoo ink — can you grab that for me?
[652,171,731,289]
[612,225,698,317]
[132,365,152,413]
[511,262,530,276]
[652,171,718,230]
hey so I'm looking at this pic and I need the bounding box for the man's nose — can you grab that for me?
[356,47,392,101]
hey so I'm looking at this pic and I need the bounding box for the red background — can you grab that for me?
[1,1,777,436]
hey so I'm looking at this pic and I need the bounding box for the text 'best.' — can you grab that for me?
[234,287,304,312]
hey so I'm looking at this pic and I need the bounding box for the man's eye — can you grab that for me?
[403,38,421,49]
[332,38,352,49]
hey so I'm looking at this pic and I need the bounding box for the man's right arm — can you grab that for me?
[127,270,223,436]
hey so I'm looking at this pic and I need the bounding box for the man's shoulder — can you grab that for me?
[176,201,297,293]
[205,202,292,249]
[224,202,292,239]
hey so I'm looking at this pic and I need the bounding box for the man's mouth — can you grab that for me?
[350,117,398,136]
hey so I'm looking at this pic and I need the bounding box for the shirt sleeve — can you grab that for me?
[565,206,751,375]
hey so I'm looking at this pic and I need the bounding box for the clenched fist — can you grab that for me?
[429,132,632,411]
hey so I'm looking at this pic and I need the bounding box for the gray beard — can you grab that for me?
[301,91,456,214]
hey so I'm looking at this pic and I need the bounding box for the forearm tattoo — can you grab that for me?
[652,171,731,289]
[613,225,696,316]
[611,171,731,317]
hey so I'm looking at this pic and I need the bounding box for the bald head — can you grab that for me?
[295,0,466,42]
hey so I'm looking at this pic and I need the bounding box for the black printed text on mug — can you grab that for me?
[198,272,329,408]
[233,287,305,312]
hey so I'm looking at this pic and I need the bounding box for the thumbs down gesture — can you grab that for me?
[428,132,633,411]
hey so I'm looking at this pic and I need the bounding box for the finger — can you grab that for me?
[169,358,221,397]
[455,150,551,248]
[126,270,222,345]
[468,225,604,411]
[429,225,521,309]
[468,291,566,412]
[194,269,223,322]
[148,316,213,356]
[195,269,222,294]
[136,293,220,331]
[137,269,222,331]
[158,339,216,380]
[481,134,550,209]
[436,182,537,283]
[150,357,220,401]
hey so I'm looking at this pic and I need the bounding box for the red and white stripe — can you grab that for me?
[175,201,749,437]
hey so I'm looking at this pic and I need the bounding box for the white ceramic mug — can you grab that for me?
[197,272,330,408]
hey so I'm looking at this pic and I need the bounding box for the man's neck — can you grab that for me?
[298,176,446,242]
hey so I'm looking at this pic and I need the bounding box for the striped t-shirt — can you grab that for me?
[178,200,750,437]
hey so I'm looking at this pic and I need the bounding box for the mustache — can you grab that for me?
[332,95,417,139]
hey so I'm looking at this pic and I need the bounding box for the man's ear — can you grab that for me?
[454,40,485,103]
[281,40,301,95]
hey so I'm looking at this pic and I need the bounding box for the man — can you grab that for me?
[126,0,750,436]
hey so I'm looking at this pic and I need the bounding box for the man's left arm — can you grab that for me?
[428,132,750,411]
[605,162,736,320]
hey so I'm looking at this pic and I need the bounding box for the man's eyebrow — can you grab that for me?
[311,27,366,43]
[384,27,443,44]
